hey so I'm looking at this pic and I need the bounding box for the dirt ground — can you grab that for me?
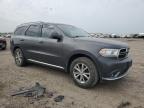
[0,38,144,108]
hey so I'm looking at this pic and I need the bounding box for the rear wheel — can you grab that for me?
[70,57,99,88]
[14,48,26,66]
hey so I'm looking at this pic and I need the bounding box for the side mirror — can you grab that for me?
[51,32,63,42]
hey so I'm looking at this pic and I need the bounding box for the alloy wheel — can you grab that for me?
[15,49,23,65]
[73,63,90,84]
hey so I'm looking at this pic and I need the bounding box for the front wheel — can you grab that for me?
[70,57,99,88]
[14,48,26,66]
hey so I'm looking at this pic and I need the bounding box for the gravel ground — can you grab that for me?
[0,38,144,108]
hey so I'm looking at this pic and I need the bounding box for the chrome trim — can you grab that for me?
[27,59,64,69]
[102,70,129,81]
[118,48,129,59]
[27,50,58,57]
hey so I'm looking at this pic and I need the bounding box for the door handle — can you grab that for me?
[20,39,24,41]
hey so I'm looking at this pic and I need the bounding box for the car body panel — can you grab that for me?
[10,22,132,81]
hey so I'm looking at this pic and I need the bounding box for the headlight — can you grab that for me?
[99,48,119,57]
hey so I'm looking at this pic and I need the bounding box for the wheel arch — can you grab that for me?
[12,46,25,57]
[13,46,20,54]
[66,51,100,75]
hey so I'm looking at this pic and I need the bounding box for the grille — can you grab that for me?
[118,48,129,59]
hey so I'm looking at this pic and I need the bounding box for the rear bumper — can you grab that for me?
[98,56,132,81]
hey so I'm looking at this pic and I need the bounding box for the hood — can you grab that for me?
[74,37,128,48]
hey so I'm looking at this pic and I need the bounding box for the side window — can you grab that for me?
[26,25,41,37]
[42,24,61,38]
[14,26,28,35]
[42,28,51,38]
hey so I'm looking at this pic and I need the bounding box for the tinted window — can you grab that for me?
[42,25,56,38]
[14,26,28,35]
[26,25,41,37]
[57,24,90,38]
[42,28,51,37]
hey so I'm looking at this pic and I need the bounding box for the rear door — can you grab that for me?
[23,24,43,61]
[11,26,28,53]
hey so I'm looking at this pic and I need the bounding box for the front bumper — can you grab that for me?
[102,70,130,80]
[98,56,132,81]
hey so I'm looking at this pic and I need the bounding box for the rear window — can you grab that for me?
[14,26,28,35]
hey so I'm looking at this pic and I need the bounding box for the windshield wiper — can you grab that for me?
[73,35,82,38]
[73,35,91,38]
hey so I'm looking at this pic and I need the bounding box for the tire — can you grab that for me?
[70,57,99,88]
[14,48,26,66]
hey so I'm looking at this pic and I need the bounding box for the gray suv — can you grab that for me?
[10,22,132,88]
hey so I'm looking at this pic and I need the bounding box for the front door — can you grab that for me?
[37,24,64,67]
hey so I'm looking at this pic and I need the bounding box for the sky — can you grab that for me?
[0,0,144,34]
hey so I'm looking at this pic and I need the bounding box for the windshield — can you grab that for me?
[57,24,90,38]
